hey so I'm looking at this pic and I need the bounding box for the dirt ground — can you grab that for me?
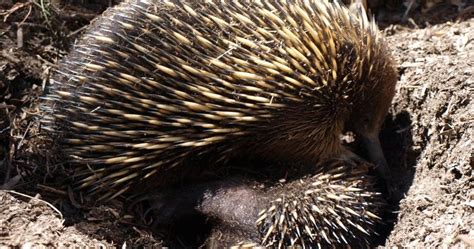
[383,17,473,247]
[0,1,473,248]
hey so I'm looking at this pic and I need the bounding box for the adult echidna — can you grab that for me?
[41,0,397,245]
[42,0,397,199]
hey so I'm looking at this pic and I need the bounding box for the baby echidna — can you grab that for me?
[194,159,384,248]
[41,0,397,246]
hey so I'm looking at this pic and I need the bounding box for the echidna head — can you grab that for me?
[347,67,398,173]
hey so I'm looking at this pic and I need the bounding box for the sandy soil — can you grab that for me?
[0,1,472,248]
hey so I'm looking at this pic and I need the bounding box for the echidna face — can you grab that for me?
[347,70,397,172]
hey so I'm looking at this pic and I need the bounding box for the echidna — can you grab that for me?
[152,159,384,248]
[42,0,397,198]
[41,0,397,246]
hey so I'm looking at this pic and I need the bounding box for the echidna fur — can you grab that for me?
[42,0,396,200]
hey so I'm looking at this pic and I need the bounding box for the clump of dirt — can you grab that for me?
[0,0,473,248]
[0,190,163,247]
[0,190,111,247]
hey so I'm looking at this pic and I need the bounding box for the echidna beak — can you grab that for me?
[360,133,391,180]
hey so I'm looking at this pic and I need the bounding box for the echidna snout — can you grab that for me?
[347,73,397,179]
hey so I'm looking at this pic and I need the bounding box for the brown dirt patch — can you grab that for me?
[0,190,110,247]
[0,190,163,247]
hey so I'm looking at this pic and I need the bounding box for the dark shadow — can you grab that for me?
[374,110,419,246]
